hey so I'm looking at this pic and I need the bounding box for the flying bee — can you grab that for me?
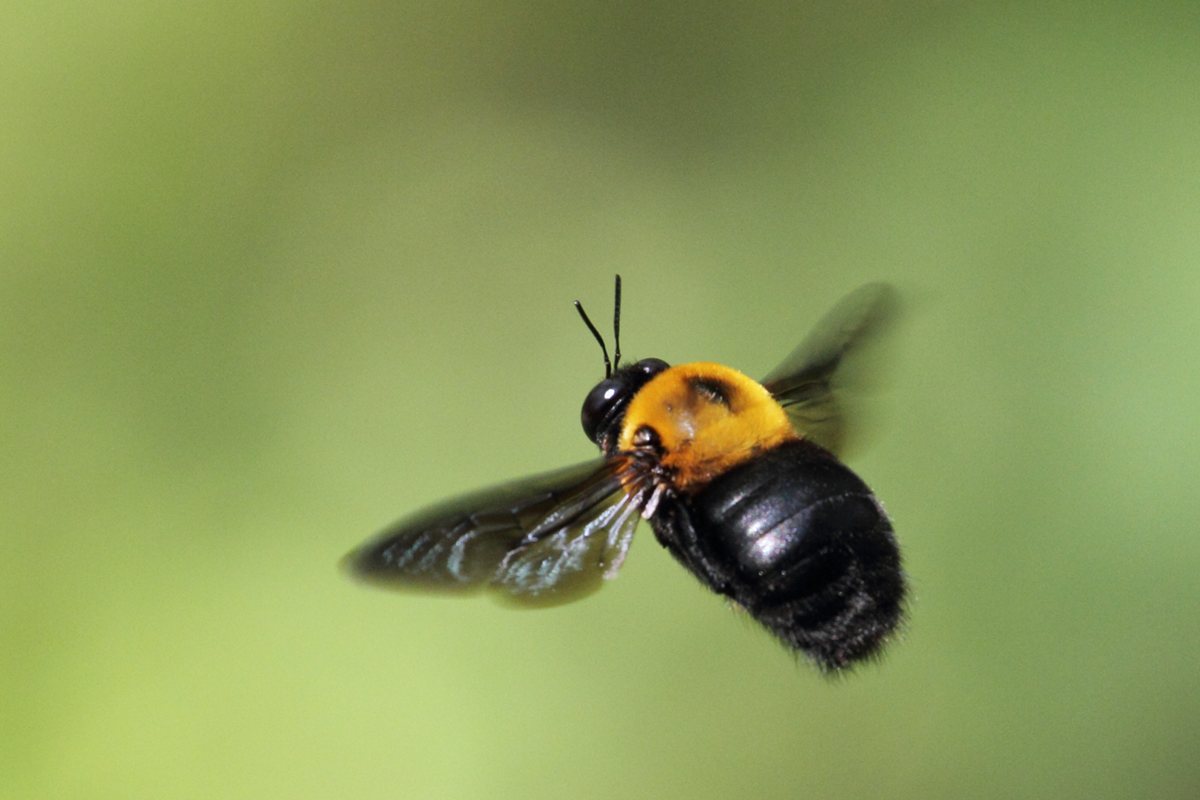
[344,278,905,671]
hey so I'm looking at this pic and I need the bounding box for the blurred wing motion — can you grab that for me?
[343,458,644,607]
[761,283,898,455]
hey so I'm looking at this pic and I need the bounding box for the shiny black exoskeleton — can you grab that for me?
[648,438,904,671]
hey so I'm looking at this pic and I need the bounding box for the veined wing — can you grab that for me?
[343,456,646,607]
[761,283,898,455]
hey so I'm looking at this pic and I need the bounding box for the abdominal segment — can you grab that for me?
[647,438,905,671]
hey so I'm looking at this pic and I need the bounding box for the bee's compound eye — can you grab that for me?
[581,378,628,445]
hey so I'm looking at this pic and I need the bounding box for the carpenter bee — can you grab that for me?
[344,278,905,671]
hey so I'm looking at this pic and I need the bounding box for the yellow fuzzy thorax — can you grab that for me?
[617,362,796,492]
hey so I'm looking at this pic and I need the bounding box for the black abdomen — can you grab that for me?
[649,438,905,671]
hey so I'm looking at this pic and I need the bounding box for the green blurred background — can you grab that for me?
[4,3,1199,798]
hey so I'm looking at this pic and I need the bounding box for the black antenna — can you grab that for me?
[574,297,612,378]
[612,274,622,370]
[574,275,624,378]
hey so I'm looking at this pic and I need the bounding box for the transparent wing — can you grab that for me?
[492,494,644,607]
[343,457,644,607]
[761,283,898,455]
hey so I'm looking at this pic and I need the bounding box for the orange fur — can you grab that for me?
[618,362,796,492]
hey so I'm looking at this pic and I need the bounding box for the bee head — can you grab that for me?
[581,358,670,453]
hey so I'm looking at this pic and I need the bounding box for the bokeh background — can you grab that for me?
[4,3,1199,799]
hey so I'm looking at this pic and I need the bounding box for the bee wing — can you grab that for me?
[760,283,898,456]
[343,457,644,607]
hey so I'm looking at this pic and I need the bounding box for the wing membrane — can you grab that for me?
[343,457,643,607]
[494,497,643,605]
[761,283,898,455]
